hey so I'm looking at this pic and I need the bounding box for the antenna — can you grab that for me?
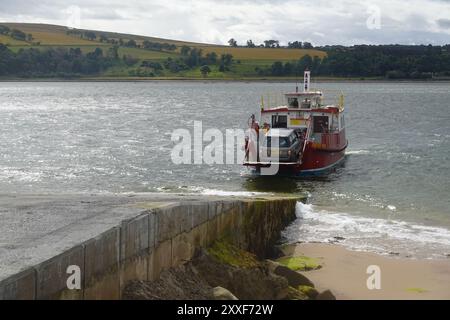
[303,69,311,92]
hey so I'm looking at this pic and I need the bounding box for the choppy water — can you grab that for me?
[1,81,449,258]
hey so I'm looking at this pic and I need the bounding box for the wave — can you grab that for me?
[200,189,271,197]
[346,149,422,161]
[346,149,371,155]
[282,202,450,259]
[330,191,397,211]
[154,185,270,197]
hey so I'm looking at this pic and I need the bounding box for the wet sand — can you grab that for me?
[282,243,450,300]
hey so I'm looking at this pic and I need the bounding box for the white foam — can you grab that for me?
[346,150,370,155]
[386,205,397,211]
[331,191,399,211]
[200,188,270,197]
[282,202,450,259]
[0,167,43,182]
[167,185,271,197]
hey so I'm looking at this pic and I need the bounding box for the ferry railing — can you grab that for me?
[259,90,345,110]
[319,89,345,109]
[260,92,287,110]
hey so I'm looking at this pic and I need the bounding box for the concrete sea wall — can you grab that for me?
[0,196,299,300]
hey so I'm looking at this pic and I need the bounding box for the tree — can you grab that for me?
[142,40,176,52]
[228,38,237,47]
[180,45,191,56]
[283,62,294,75]
[220,53,233,66]
[125,39,137,48]
[288,41,302,49]
[69,47,82,57]
[107,45,119,59]
[271,61,284,76]
[86,48,103,61]
[264,40,279,48]
[183,48,203,67]
[0,25,10,35]
[200,65,211,77]
[83,31,96,41]
[11,29,27,41]
[297,55,313,73]
[123,54,138,66]
[163,57,188,72]
[303,42,313,49]
[246,40,256,48]
[205,52,217,64]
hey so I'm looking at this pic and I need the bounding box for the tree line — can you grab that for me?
[66,29,177,51]
[2,40,449,79]
[160,46,233,74]
[0,43,235,78]
[0,25,33,42]
[261,44,450,79]
[228,38,313,49]
[0,44,116,77]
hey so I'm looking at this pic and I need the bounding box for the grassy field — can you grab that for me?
[0,34,29,46]
[1,22,327,79]
[200,47,325,60]
[2,23,212,48]
[2,23,98,45]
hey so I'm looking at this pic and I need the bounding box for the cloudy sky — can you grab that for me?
[1,0,450,46]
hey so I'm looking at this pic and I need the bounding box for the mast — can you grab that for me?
[303,70,310,92]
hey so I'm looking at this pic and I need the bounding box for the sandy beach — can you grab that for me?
[282,243,450,300]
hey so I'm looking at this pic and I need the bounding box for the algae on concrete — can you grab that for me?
[297,285,319,299]
[406,287,428,293]
[207,240,260,269]
[276,255,322,271]
[286,286,309,300]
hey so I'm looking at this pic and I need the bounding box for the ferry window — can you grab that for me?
[288,97,299,108]
[289,133,297,145]
[279,137,290,147]
[331,115,339,132]
[272,115,287,128]
[313,116,329,133]
[313,97,320,107]
[301,99,311,109]
[264,136,290,147]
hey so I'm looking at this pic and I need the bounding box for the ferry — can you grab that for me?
[244,71,348,176]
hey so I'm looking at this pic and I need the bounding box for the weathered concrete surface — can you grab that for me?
[35,245,85,300]
[0,193,303,300]
[0,268,35,300]
[84,228,120,300]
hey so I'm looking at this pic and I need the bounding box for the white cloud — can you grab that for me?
[0,0,449,45]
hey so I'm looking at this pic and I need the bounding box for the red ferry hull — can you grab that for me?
[246,131,347,177]
[298,129,347,175]
[296,147,346,176]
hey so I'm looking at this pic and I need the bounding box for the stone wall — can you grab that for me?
[0,197,298,300]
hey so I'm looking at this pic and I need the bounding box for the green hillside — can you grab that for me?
[0,23,326,79]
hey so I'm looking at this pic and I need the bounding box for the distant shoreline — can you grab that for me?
[2,77,450,83]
